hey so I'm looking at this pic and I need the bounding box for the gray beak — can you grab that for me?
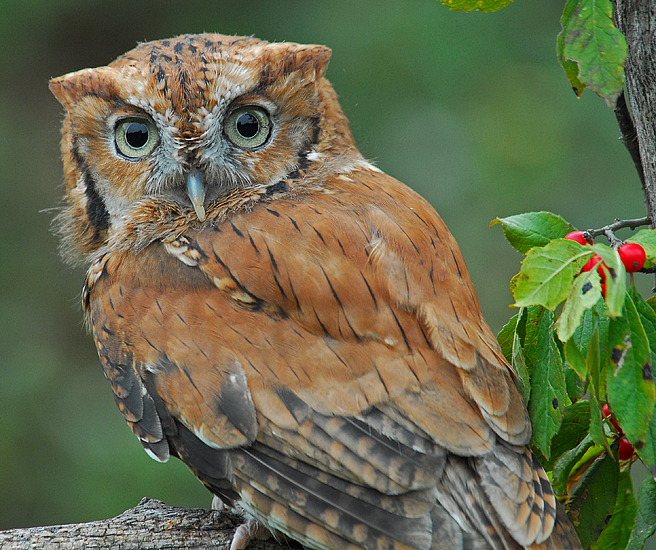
[187,170,206,222]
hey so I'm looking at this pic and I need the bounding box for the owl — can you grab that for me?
[49,34,581,550]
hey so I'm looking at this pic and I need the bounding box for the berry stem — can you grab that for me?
[583,216,651,246]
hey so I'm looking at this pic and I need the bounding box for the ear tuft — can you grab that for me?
[49,67,117,108]
[262,43,332,85]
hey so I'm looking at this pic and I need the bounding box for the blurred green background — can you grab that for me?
[0,0,647,533]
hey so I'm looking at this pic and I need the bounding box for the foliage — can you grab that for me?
[494,212,656,549]
[445,0,650,547]
[439,0,628,104]
[558,0,627,107]
[436,0,514,12]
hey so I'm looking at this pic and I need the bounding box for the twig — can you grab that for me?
[582,216,651,247]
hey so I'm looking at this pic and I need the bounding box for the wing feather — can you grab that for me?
[85,167,571,550]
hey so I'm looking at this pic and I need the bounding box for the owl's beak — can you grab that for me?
[187,170,207,222]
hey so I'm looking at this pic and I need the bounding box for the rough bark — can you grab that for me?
[0,498,289,550]
[615,0,656,227]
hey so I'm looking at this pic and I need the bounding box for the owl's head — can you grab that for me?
[50,33,361,264]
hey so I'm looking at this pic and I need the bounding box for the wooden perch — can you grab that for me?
[0,498,291,550]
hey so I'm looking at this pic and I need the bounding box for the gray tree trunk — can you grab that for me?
[615,0,656,226]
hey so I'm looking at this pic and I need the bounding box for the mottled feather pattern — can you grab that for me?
[53,33,581,550]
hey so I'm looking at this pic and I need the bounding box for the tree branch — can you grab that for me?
[0,498,290,550]
[583,215,651,247]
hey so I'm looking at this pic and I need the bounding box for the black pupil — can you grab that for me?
[125,122,149,149]
[236,113,259,138]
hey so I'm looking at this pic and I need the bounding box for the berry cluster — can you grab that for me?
[564,231,646,297]
[602,404,635,460]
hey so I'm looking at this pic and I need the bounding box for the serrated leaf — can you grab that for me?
[591,468,637,550]
[437,0,514,12]
[545,400,591,470]
[628,229,656,269]
[606,293,656,447]
[587,329,611,453]
[568,445,620,548]
[592,243,626,317]
[631,285,656,357]
[524,308,566,459]
[557,0,586,96]
[553,433,594,495]
[521,306,544,374]
[572,306,597,353]
[512,331,530,402]
[491,211,576,254]
[497,309,523,362]
[512,239,592,310]
[636,406,656,470]
[560,0,627,107]
[557,269,602,341]
[626,475,656,550]
[564,337,587,382]
[565,363,586,402]
[596,300,613,371]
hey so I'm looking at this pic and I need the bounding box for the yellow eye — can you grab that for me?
[115,118,159,158]
[224,106,271,148]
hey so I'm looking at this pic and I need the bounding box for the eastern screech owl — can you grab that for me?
[50,34,581,550]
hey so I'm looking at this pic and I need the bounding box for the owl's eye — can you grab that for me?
[224,106,271,148]
[115,118,159,158]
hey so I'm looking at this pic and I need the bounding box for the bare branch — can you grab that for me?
[0,498,291,550]
[582,216,651,247]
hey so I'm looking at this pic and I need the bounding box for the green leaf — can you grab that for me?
[557,0,586,97]
[512,331,530,402]
[631,285,656,358]
[560,0,627,107]
[592,243,626,317]
[627,229,656,269]
[572,306,597,353]
[545,400,591,470]
[596,300,613,371]
[636,404,656,470]
[606,293,656,446]
[626,475,656,550]
[557,269,602,341]
[437,0,514,12]
[568,445,620,548]
[591,468,637,550]
[524,308,567,459]
[497,309,523,362]
[491,211,575,254]
[564,337,587,382]
[521,306,543,374]
[587,329,611,452]
[564,364,586,402]
[512,239,591,310]
[553,433,594,496]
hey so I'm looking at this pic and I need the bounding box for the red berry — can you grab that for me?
[602,404,621,432]
[565,231,591,245]
[618,242,646,272]
[618,438,634,460]
[582,254,603,273]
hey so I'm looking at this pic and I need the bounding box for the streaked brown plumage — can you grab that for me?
[50,33,582,550]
